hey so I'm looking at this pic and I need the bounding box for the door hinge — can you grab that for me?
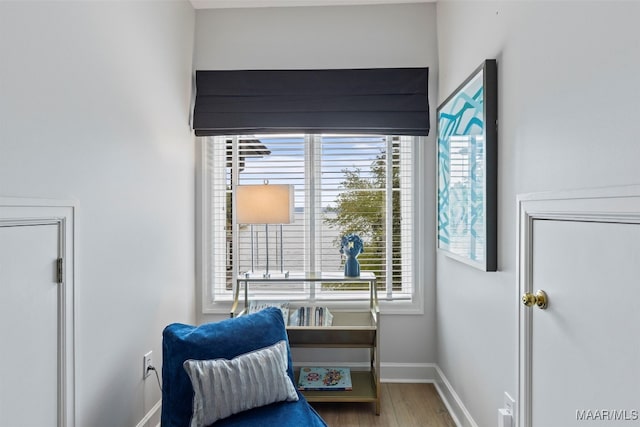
[56,258,64,284]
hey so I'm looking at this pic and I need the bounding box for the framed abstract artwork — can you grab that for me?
[437,59,497,271]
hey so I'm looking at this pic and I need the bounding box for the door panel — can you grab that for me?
[531,219,640,427]
[0,224,60,427]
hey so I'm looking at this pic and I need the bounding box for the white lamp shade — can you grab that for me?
[236,184,295,224]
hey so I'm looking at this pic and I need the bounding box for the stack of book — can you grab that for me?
[247,301,333,327]
[288,306,333,326]
[248,301,290,323]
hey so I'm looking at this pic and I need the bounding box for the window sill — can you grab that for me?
[202,296,423,316]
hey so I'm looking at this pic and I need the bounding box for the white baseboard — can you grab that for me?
[433,365,479,427]
[380,362,439,383]
[296,361,477,427]
[379,362,477,427]
[135,400,162,427]
[142,363,476,427]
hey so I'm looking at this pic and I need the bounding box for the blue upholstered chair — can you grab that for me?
[161,307,328,427]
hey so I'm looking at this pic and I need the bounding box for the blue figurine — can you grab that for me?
[340,234,364,277]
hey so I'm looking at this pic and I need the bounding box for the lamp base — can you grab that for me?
[265,271,290,279]
[242,271,290,279]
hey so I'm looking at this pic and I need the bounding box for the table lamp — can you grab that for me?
[236,183,294,278]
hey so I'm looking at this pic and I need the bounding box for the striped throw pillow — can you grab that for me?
[183,339,298,426]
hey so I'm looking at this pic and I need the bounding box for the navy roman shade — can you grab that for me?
[192,68,429,136]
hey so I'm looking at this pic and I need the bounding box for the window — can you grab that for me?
[204,134,416,306]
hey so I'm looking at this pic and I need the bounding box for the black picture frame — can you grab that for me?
[437,59,497,271]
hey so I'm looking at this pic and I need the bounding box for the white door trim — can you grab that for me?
[0,197,76,427]
[516,184,640,427]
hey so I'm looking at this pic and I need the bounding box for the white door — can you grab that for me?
[518,187,640,427]
[0,199,75,427]
[0,223,60,427]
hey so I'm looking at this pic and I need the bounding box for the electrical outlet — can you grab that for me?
[504,391,515,416]
[143,351,153,379]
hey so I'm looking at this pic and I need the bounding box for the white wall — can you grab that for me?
[436,2,640,426]
[194,3,439,371]
[0,2,195,426]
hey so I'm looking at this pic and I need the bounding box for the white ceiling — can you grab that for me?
[189,0,435,9]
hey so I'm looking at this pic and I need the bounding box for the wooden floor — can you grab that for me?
[311,383,456,427]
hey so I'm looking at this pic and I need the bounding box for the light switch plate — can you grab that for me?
[504,391,515,416]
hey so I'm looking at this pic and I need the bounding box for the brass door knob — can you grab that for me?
[522,290,548,310]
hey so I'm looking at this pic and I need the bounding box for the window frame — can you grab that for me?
[198,135,427,315]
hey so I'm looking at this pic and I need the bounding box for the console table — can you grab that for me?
[230,272,381,414]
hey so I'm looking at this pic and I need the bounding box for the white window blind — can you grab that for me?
[205,134,414,303]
